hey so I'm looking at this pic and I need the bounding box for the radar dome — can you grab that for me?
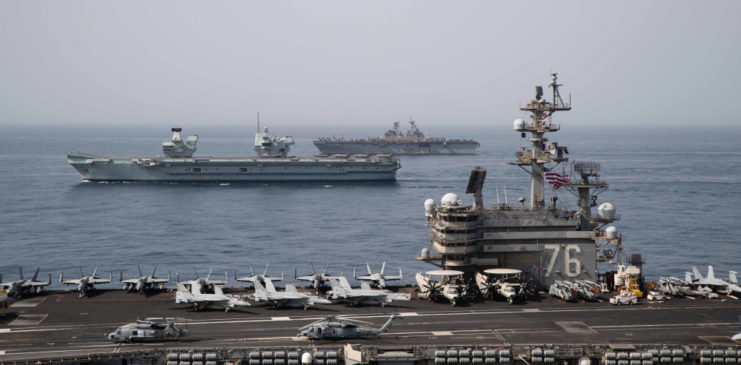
[441,193,460,207]
[605,226,618,239]
[597,202,616,219]
[420,247,430,259]
[424,199,436,216]
[513,119,526,131]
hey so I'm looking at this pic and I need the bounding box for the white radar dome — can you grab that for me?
[513,119,526,131]
[441,193,460,207]
[420,247,430,259]
[424,199,436,216]
[301,353,313,365]
[597,202,616,219]
[605,226,618,239]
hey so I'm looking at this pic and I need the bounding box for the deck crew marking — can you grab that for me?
[0,329,11,333]
[9,297,46,308]
[271,317,291,321]
[431,331,453,336]
[399,312,418,316]
[555,321,596,334]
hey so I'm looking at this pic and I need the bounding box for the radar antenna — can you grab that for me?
[508,73,571,209]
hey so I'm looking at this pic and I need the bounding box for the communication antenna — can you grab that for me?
[257,112,261,132]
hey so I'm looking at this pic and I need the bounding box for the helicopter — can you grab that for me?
[105,317,189,342]
[297,313,400,340]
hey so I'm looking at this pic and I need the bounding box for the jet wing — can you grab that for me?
[92,277,112,284]
[62,279,82,285]
[121,279,140,284]
[149,278,170,284]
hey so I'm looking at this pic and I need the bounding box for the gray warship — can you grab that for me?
[67,127,401,182]
[419,73,628,288]
[313,120,480,155]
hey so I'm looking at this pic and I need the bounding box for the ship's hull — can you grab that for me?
[313,141,479,155]
[67,152,400,182]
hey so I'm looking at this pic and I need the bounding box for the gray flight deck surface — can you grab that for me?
[1,290,739,361]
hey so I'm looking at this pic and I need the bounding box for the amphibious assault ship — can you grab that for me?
[419,73,627,288]
[313,120,480,155]
[67,127,401,182]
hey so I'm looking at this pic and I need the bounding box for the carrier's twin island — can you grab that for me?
[67,127,401,182]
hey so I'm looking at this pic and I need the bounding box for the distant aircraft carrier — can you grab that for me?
[67,127,401,182]
[313,120,480,155]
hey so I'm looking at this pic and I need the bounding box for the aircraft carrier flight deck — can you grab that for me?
[1,289,739,363]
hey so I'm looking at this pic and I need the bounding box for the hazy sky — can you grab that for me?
[1,1,739,129]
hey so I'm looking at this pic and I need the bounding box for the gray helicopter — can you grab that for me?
[297,313,400,340]
[106,317,189,342]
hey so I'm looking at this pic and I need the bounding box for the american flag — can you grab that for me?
[545,172,570,189]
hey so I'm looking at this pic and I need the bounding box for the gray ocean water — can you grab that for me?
[1,124,739,287]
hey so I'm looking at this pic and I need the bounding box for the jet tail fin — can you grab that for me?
[707,265,715,280]
[685,272,693,283]
[32,267,40,281]
[138,264,143,277]
[381,262,386,275]
[151,266,157,278]
[19,267,24,280]
[692,266,704,281]
[730,271,738,284]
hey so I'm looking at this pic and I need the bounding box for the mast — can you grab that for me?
[509,73,571,210]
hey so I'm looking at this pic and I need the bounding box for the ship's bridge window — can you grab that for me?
[193,168,201,172]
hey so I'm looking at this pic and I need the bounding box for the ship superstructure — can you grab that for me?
[68,127,401,182]
[419,74,624,288]
[313,120,480,155]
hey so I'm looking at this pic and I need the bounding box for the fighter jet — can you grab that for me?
[416,270,466,306]
[60,267,112,297]
[688,266,741,295]
[106,317,188,342]
[297,313,400,340]
[354,262,403,289]
[295,263,333,292]
[655,276,690,296]
[239,274,330,310]
[0,267,51,297]
[175,277,250,312]
[548,280,576,302]
[327,276,409,307]
[120,265,170,294]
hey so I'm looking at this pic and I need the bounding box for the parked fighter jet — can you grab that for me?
[120,265,170,294]
[416,270,466,306]
[175,278,250,312]
[106,317,189,342]
[549,280,576,302]
[0,268,51,297]
[688,266,741,295]
[327,276,409,307]
[60,267,112,297]
[177,266,228,290]
[238,271,330,310]
[354,262,402,289]
[297,313,400,340]
[655,276,689,296]
[295,264,332,292]
[475,268,525,304]
[236,264,283,287]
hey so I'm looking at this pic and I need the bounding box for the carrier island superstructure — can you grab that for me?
[313,120,480,155]
[67,127,401,182]
[419,74,628,288]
